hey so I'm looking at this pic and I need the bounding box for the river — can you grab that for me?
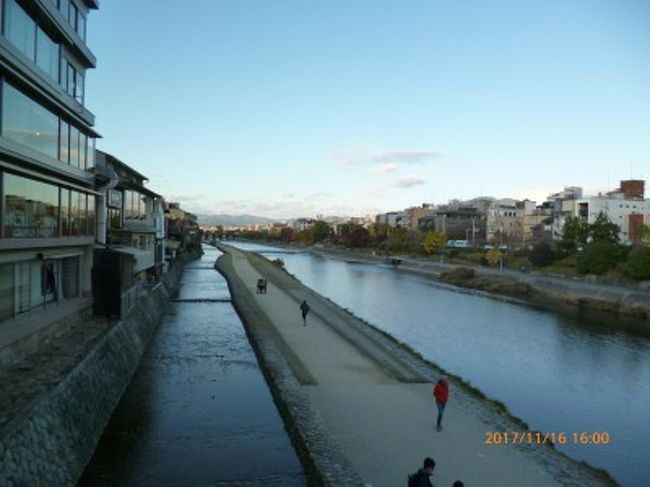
[79,247,305,486]
[231,241,650,487]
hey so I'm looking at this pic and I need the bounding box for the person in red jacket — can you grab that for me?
[433,377,449,431]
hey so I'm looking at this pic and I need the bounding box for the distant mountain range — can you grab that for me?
[197,213,276,227]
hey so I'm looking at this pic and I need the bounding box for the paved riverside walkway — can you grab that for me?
[222,246,613,487]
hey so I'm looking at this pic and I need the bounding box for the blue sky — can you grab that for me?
[87,0,650,219]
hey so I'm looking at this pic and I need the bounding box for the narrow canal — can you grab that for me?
[79,246,305,486]
[232,241,650,487]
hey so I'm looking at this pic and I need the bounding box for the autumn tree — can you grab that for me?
[485,248,503,268]
[279,227,294,243]
[345,226,370,248]
[423,231,447,255]
[309,220,332,243]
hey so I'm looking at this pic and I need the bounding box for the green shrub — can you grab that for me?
[623,248,650,280]
[576,243,629,275]
[529,242,555,267]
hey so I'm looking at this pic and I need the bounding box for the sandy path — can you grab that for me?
[226,247,605,487]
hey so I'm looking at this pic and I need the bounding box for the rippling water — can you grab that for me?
[79,247,305,486]
[232,241,650,487]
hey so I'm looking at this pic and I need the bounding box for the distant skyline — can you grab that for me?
[87,0,649,219]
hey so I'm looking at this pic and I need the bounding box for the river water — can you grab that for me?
[232,241,650,487]
[79,247,305,486]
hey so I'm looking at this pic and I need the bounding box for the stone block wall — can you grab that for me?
[0,254,193,486]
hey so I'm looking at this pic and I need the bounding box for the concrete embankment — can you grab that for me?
[216,244,616,487]
[311,247,650,321]
[0,253,198,486]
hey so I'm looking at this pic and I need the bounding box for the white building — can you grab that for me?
[575,194,648,243]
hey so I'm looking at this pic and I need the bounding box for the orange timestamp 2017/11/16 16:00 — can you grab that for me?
[485,431,611,446]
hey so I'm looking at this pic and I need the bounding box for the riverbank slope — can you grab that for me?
[309,246,650,321]
[216,244,615,487]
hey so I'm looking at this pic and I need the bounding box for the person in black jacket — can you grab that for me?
[408,457,435,486]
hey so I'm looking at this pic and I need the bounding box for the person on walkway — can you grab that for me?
[256,278,263,294]
[300,300,310,326]
[433,377,449,431]
[408,457,435,487]
[453,481,464,487]
[262,278,268,294]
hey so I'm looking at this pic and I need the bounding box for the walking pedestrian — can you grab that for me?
[433,377,449,431]
[407,457,435,487]
[300,300,310,326]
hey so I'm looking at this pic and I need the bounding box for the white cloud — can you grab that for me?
[333,148,443,167]
[362,187,389,198]
[390,175,427,188]
[370,163,398,175]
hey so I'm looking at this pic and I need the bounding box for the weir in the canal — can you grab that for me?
[79,246,305,486]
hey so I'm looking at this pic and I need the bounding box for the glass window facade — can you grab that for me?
[69,124,80,167]
[69,187,80,235]
[66,62,75,97]
[2,172,59,238]
[124,190,146,220]
[1,172,95,238]
[0,81,95,166]
[86,137,95,169]
[87,192,95,236]
[36,27,60,82]
[59,119,69,162]
[5,0,36,61]
[77,12,86,41]
[59,0,70,22]
[61,188,70,236]
[2,82,58,159]
[63,61,85,104]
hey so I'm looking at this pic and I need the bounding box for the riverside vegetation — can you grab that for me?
[210,212,650,284]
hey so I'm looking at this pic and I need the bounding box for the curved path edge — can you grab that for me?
[216,251,364,486]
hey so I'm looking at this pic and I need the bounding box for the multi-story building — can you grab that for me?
[405,204,435,231]
[574,180,648,244]
[486,199,524,244]
[1,0,99,328]
[95,150,165,282]
[549,186,583,240]
[423,205,485,242]
[166,202,199,258]
[375,211,407,228]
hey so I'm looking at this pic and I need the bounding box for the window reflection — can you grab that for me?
[2,82,58,159]
[59,120,70,163]
[70,189,80,236]
[3,173,59,238]
[61,188,70,236]
[36,27,60,82]
[1,173,95,239]
[69,125,80,167]
[5,0,36,61]
[124,190,146,220]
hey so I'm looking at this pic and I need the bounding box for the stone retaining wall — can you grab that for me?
[0,253,195,486]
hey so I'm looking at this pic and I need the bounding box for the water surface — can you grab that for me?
[79,247,305,486]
